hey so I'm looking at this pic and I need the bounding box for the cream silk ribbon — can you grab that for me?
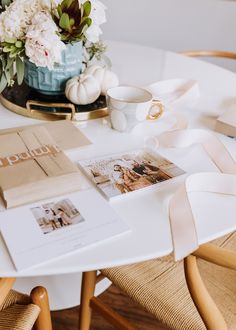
[155,129,236,260]
[142,79,198,138]
[138,79,198,138]
[157,129,236,175]
[146,79,200,107]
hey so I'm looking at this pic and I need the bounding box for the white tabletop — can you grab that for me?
[0,41,235,277]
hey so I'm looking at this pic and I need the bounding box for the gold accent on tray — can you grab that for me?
[0,93,108,122]
[26,100,76,120]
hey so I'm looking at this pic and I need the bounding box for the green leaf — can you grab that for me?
[74,17,92,35]
[60,0,67,10]
[60,0,73,11]
[65,0,73,9]
[4,37,17,44]
[16,56,24,85]
[82,16,92,27]
[9,49,19,58]
[8,64,13,81]
[1,0,12,9]
[0,73,7,93]
[4,68,11,85]
[59,13,71,31]
[83,1,91,17]
[15,40,23,48]
[0,56,6,68]
[57,5,62,17]
[69,18,75,26]
[6,56,14,70]
[64,0,81,22]
[3,46,12,53]
[60,34,70,41]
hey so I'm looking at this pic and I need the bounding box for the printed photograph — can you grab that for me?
[31,199,85,235]
[80,149,185,199]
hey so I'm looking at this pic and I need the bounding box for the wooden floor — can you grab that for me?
[51,285,169,330]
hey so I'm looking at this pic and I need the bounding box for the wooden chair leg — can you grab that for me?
[30,286,52,330]
[0,278,15,306]
[184,255,227,330]
[79,271,97,330]
[90,297,137,330]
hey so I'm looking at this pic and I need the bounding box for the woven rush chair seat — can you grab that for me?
[0,289,40,330]
[101,232,236,330]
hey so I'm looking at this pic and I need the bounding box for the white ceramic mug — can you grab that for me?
[107,86,164,132]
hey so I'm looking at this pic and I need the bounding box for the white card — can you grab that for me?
[0,189,130,271]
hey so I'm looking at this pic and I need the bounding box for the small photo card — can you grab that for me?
[79,149,185,200]
[31,199,85,235]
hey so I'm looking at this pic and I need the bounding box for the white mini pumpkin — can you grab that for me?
[85,65,105,86]
[101,70,119,95]
[84,65,119,96]
[65,74,101,105]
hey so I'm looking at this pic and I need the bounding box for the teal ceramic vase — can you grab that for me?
[24,42,83,95]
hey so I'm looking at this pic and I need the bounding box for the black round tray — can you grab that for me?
[0,82,108,121]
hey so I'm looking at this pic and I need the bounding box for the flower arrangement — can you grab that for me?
[0,0,106,92]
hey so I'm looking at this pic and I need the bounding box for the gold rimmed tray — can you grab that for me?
[0,82,108,121]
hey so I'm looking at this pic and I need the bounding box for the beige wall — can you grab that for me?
[102,0,236,71]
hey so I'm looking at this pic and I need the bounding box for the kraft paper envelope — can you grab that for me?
[0,120,91,151]
[0,126,84,208]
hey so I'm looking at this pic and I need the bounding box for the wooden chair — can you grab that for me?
[0,278,52,330]
[79,232,236,330]
[178,50,236,72]
[185,243,236,330]
[178,50,236,59]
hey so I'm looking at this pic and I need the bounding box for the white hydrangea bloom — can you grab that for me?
[0,0,106,43]
[0,0,106,68]
[40,0,62,10]
[82,0,106,43]
[85,23,103,43]
[90,0,106,25]
[0,0,42,41]
[25,11,66,70]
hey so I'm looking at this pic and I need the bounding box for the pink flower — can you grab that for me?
[25,11,66,69]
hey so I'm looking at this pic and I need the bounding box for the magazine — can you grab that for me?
[0,189,130,271]
[79,149,185,200]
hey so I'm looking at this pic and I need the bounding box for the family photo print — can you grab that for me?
[31,199,85,234]
[80,149,185,199]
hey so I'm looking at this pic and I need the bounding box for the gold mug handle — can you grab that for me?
[146,100,164,121]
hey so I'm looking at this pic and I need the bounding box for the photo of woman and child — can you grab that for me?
[80,149,185,199]
[31,199,85,234]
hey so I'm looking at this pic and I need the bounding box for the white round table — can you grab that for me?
[0,41,235,309]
